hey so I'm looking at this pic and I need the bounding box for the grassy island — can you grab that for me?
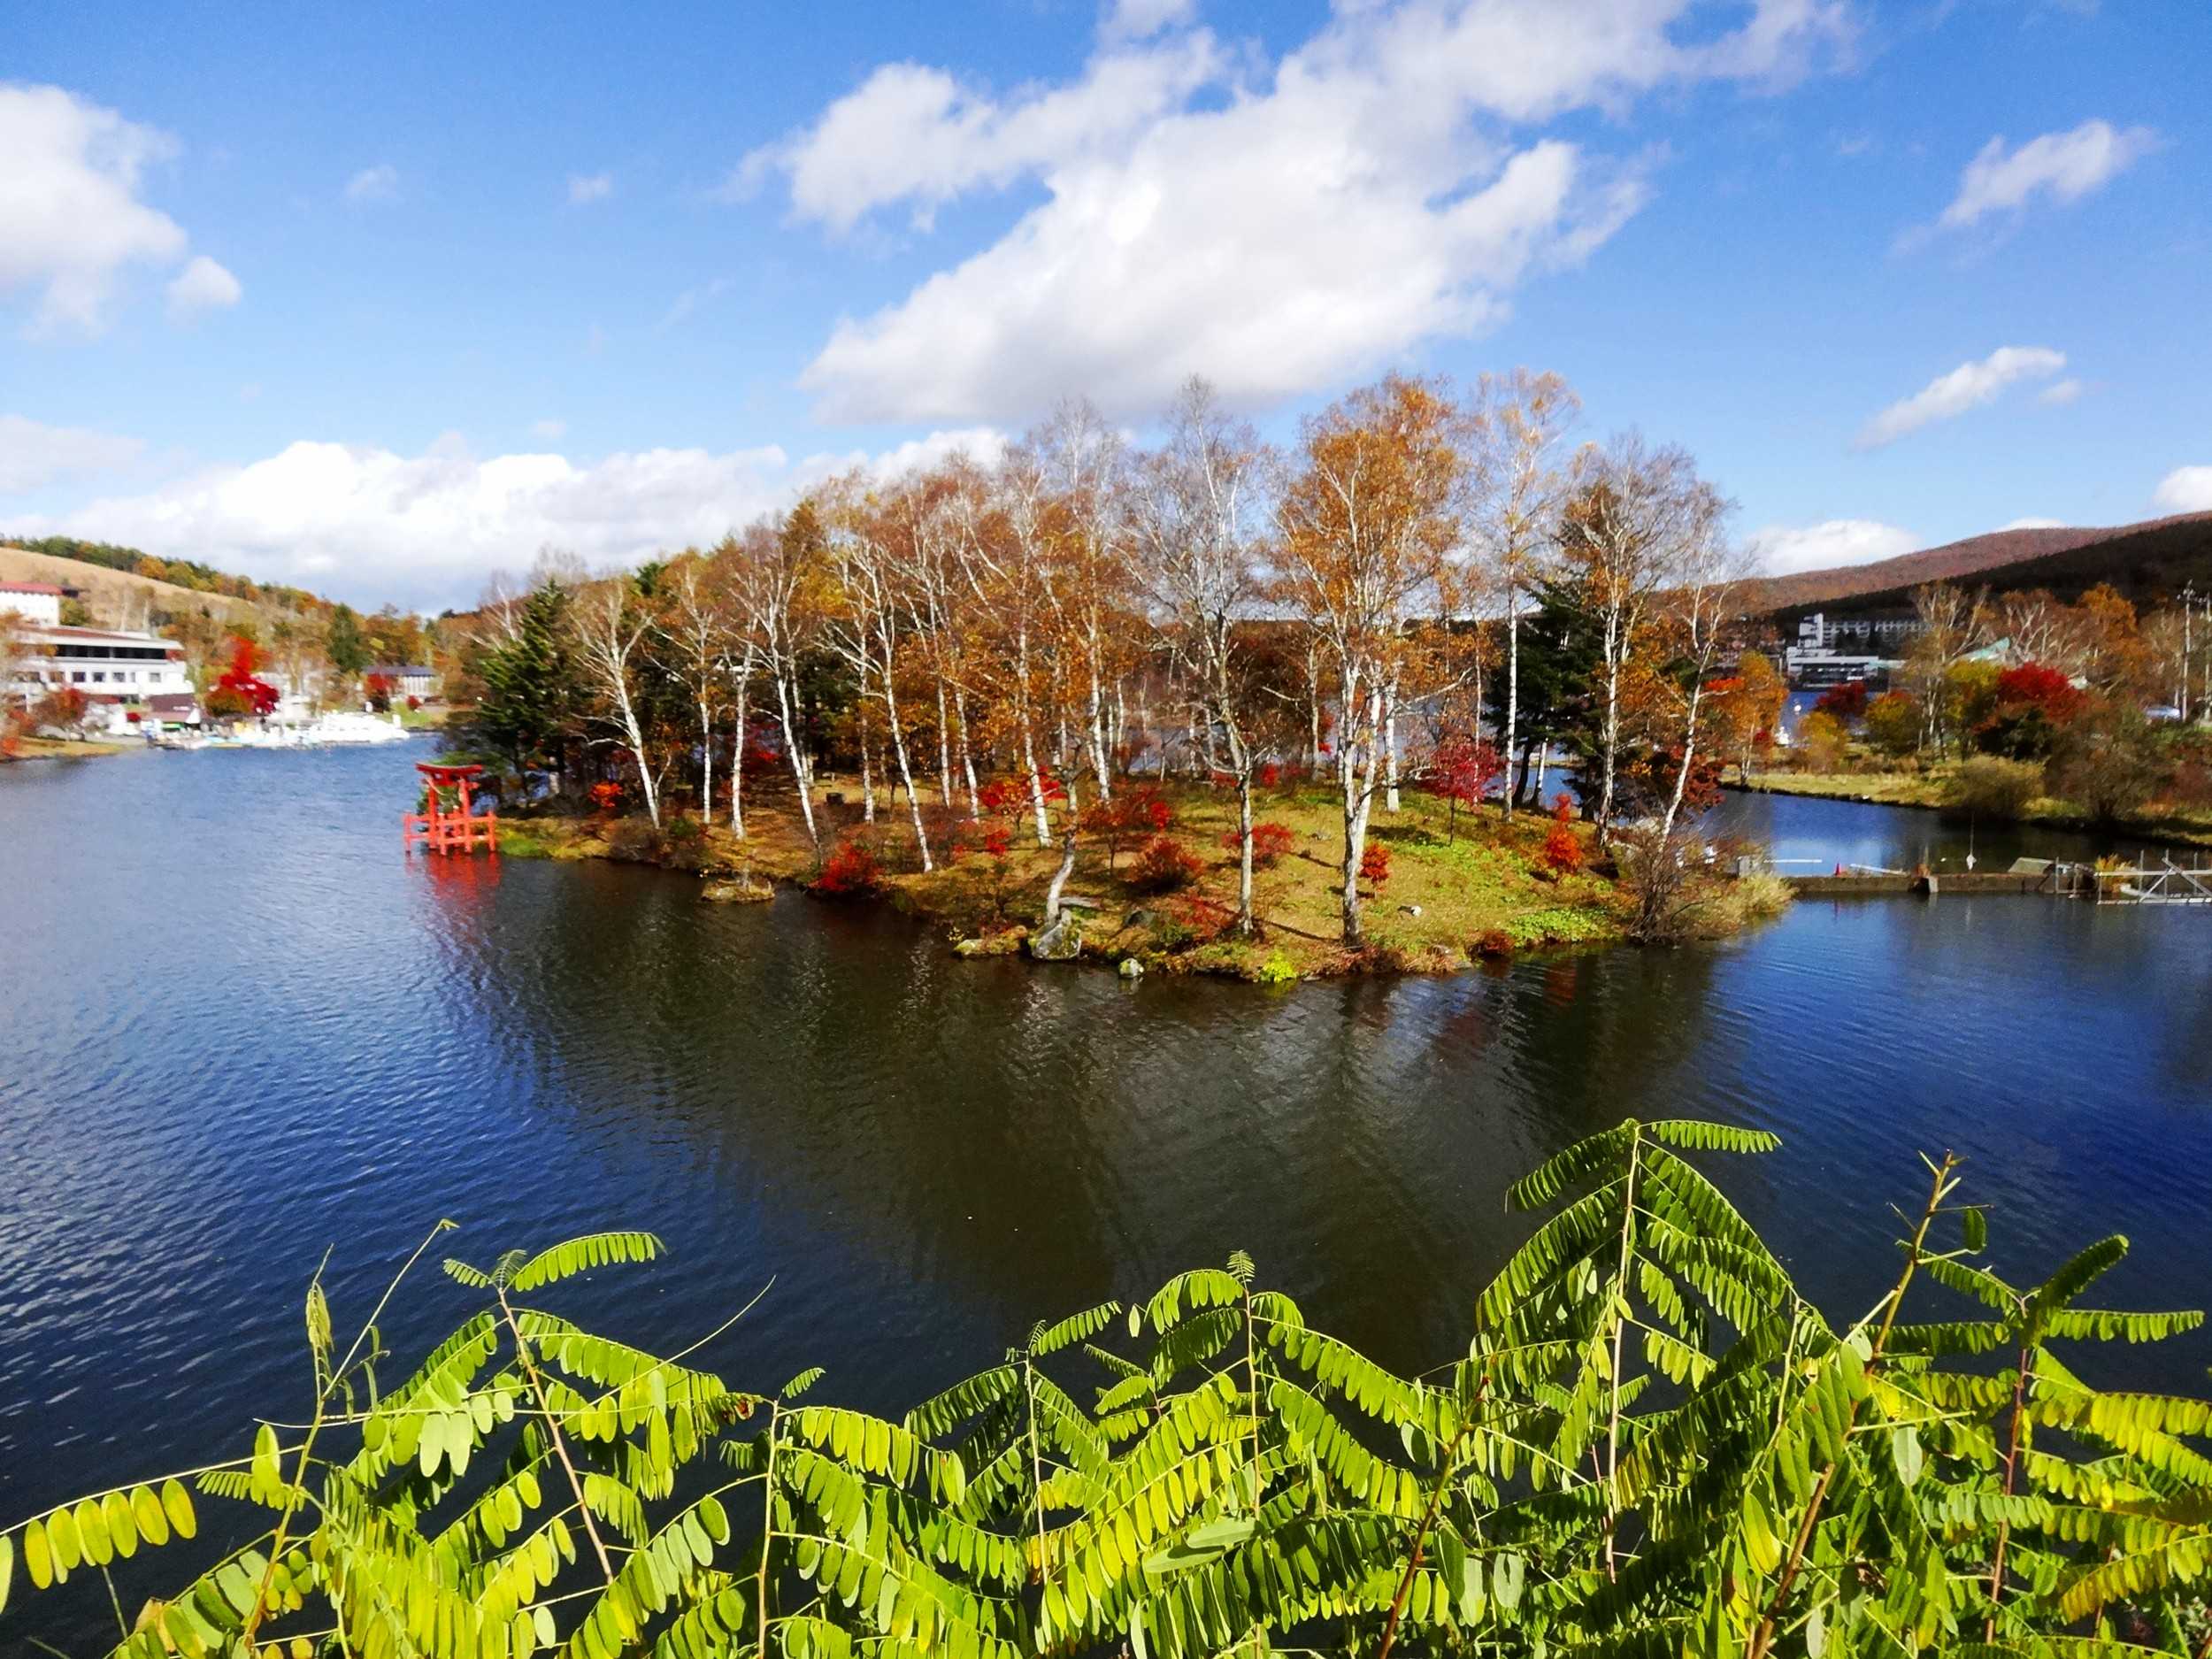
[491,775,1791,979]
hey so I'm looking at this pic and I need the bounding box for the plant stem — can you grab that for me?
[1373,1423,1472,1659]
[1602,1133,1642,1582]
[1745,1154,1956,1659]
[498,1286,617,1586]
[1984,1330,2032,1640]
[757,1400,780,1659]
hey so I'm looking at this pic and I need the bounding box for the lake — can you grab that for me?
[4,741,2209,1640]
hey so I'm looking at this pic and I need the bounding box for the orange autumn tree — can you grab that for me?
[1276,374,1467,946]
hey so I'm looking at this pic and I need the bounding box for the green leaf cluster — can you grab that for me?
[8,1135,2212,1659]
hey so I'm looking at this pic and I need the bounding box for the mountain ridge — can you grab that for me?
[1746,511,2212,618]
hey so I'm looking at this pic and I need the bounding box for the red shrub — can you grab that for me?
[949,819,1016,864]
[1168,892,1234,941]
[1540,796,1585,875]
[1358,841,1392,888]
[1221,820,1296,868]
[1129,834,1205,893]
[813,839,882,896]
[1086,786,1174,869]
[1812,680,1868,721]
[588,780,623,815]
[1259,761,1283,789]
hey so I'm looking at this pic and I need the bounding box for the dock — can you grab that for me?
[1779,857,2212,904]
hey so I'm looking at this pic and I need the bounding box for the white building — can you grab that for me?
[0,581,66,626]
[8,623,196,707]
[1783,611,1911,687]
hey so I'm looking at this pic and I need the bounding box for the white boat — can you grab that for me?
[305,710,411,745]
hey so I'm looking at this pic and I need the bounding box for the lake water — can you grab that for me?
[5,742,2210,1639]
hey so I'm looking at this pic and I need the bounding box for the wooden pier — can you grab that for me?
[1780,856,2212,903]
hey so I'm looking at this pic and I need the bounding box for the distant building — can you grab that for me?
[8,623,196,709]
[0,581,66,627]
[365,663,438,703]
[1783,611,1917,687]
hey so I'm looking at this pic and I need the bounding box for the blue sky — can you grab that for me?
[4,0,2208,609]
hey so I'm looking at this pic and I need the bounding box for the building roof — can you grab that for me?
[0,581,66,595]
[367,663,434,675]
[22,624,183,649]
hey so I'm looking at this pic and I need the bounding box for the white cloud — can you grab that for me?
[0,84,197,333]
[749,0,1850,423]
[1998,517,2066,531]
[0,413,144,494]
[531,418,567,441]
[19,427,1008,608]
[1855,345,2066,450]
[735,38,1221,233]
[165,254,241,317]
[1102,0,1199,45]
[567,171,613,205]
[345,164,399,203]
[2035,377,2083,407]
[2154,466,2212,515]
[1938,119,2155,230]
[1747,519,1918,577]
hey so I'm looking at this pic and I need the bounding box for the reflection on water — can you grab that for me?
[4,749,2210,1587]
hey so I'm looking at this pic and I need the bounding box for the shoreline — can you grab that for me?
[487,783,1791,981]
[0,735,142,763]
[1724,770,2212,852]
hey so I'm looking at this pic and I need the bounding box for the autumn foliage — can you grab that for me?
[1128,834,1205,894]
[1085,787,1174,871]
[1357,840,1391,889]
[204,635,280,720]
[813,838,883,896]
[1426,735,1502,840]
[1540,794,1584,875]
[1223,820,1296,868]
[1811,679,1868,721]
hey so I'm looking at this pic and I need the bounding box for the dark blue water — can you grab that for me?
[4,745,2210,1640]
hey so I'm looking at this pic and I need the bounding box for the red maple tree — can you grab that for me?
[206,636,280,718]
[1427,735,1502,841]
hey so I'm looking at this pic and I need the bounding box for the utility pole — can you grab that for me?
[2185,583,2199,724]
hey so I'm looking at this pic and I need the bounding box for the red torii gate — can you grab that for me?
[404,762,499,855]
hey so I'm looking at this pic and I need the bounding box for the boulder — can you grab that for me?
[699,879,773,903]
[955,930,1027,958]
[1118,956,1145,979]
[1028,910,1084,961]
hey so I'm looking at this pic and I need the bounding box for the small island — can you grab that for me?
[430,374,1800,976]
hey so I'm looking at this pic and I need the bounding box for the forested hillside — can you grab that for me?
[1747,512,2212,619]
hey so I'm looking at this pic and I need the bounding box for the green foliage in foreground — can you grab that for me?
[8,1121,2212,1659]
